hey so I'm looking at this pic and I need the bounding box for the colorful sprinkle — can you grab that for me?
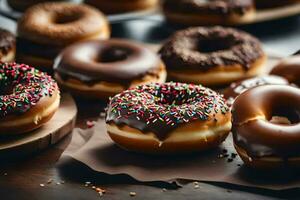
[0,63,58,117]
[106,82,229,140]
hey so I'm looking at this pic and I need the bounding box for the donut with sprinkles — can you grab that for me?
[106,82,232,154]
[0,63,60,135]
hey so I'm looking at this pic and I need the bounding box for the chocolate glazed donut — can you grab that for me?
[232,85,300,169]
[106,82,231,154]
[159,26,266,87]
[54,39,166,99]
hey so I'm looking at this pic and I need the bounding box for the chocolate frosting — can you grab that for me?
[54,39,162,85]
[232,85,300,158]
[159,26,264,71]
[223,75,289,105]
[106,82,230,140]
[0,28,15,55]
[270,55,300,87]
[163,0,254,15]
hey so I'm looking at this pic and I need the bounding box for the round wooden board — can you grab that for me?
[0,93,77,157]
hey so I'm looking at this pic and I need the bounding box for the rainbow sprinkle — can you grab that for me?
[0,63,58,117]
[106,82,229,139]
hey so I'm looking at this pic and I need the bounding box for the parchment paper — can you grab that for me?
[60,118,300,190]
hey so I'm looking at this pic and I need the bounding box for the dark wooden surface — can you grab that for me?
[1,13,300,200]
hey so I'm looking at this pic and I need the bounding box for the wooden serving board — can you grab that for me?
[0,93,77,157]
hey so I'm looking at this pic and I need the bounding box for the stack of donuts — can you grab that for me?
[1,0,300,172]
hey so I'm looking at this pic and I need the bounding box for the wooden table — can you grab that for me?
[1,14,300,200]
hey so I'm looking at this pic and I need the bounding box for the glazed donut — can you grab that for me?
[255,0,300,9]
[223,75,288,106]
[17,2,110,72]
[106,82,231,154]
[6,0,69,12]
[0,63,60,135]
[232,85,300,169]
[159,26,266,87]
[270,55,300,87]
[0,28,15,63]
[162,0,256,26]
[54,39,166,99]
[85,0,158,14]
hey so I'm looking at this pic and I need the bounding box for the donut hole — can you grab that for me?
[54,13,82,24]
[0,85,13,95]
[195,37,237,53]
[0,89,11,95]
[269,107,300,125]
[99,47,131,63]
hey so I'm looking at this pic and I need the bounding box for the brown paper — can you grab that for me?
[61,118,300,190]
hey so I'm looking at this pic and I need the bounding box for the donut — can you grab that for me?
[106,82,231,154]
[0,63,60,135]
[159,26,266,87]
[54,39,166,99]
[0,28,15,63]
[255,0,300,9]
[17,2,110,72]
[162,0,256,26]
[232,85,300,169]
[270,55,300,87]
[6,0,68,12]
[85,0,158,14]
[223,75,289,106]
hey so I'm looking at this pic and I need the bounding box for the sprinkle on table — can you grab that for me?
[130,192,137,197]
[86,120,95,128]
